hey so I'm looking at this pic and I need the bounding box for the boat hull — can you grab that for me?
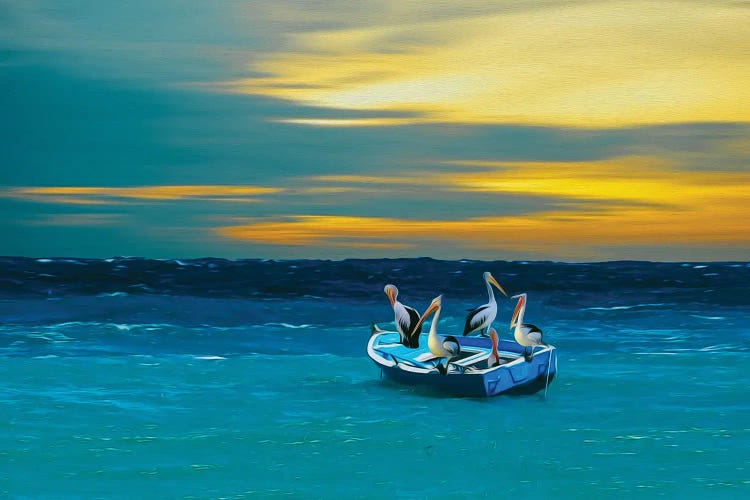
[367,331,557,397]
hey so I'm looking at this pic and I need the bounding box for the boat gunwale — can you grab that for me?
[367,329,555,376]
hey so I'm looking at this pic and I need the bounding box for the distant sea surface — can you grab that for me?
[1,257,749,497]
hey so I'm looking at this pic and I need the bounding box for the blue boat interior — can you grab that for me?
[371,332,522,372]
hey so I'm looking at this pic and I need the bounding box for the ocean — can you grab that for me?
[1,257,748,498]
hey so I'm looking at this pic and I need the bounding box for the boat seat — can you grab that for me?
[373,331,521,371]
[462,353,518,370]
[414,348,486,366]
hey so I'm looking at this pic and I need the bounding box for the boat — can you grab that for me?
[367,326,557,397]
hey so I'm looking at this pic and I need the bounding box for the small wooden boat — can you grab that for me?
[367,326,557,397]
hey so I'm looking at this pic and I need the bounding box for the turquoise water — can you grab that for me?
[1,259,749,497]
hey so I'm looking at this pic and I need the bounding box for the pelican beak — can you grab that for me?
[416,295,441,328]
[488,274,508,297]
[510,295,525,328]
[385,286,395,306]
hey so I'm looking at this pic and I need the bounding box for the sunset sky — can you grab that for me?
[2,0,749,261]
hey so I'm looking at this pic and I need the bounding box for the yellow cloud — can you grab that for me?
[307,155,750,208]
[440,156,750,206]
[273,118,411,127]
[216,155,750,255]
[5,185,283,204]
[223,1,750,127]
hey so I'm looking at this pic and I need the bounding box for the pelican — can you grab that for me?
[510,293,545,362]
[488,328,502,368]
[384,284,423,348]
[420,295,461,375]
[463,272,509,336]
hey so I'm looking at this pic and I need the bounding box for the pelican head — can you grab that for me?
[418,294,442,326]
[510,293,527,328]
[424,294,442,315]
[484,271,509,298]
[384,284,398,306]
[489,327,498,341]
[489,327,499,346]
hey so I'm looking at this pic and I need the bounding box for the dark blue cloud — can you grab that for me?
[3,42,749,258]
[0,60,195,186]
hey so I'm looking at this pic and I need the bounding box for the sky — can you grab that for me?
[2,0,749,261]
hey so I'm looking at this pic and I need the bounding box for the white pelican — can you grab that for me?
[420,295,461,375]
[510,293,545,361]
[463,272,509,336]
[488,328,502,368]
[384,284,423,348]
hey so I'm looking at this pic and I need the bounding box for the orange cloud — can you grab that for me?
[215,206,750,257]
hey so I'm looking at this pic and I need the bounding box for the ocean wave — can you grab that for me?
[96,291,130,297]
[583,303,673,311]
[1,257,748,302]
[698,344,741,352]
[47,321,178,330]
[632,343,747,355]
[263,322,315,329]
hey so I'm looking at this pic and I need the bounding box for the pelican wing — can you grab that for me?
[404,306,421,334]
[394,303,414,336]
[522,323,544,345]
[463,305,489,335]
[404,305,422,348]
[442,335,461,357]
